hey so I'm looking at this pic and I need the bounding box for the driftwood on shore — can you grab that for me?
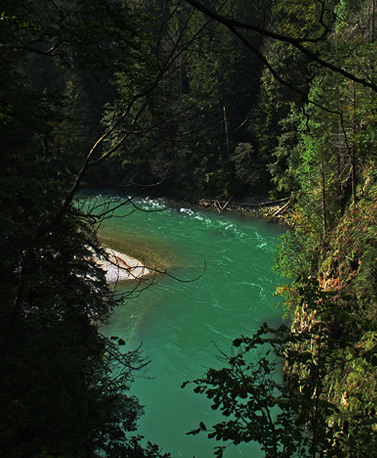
[213,197,233,213]
[228,197,289,208]
[273,199,294,217]
[202,197,290,212]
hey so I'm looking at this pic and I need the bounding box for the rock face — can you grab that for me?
[97,248,151,283]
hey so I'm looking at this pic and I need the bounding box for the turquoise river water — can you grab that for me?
[93,194,285,458]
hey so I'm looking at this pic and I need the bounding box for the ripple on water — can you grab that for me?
[98,195,285,458]
[236,280,265,299]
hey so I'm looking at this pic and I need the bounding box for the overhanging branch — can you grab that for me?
[183,0,377,93]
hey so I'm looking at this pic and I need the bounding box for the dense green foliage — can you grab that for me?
[0,1,169,457]
[83,0,268,199]
[182,0,377,457]
[3,0,377,456]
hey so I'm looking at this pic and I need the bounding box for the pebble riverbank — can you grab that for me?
[97,248,150,283]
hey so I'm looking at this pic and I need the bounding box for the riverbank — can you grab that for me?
[97,247,151,283]
[93,193,290,284]
[198,197,293,221]
[163,195,294,224]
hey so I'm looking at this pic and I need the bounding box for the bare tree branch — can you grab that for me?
[183,0,377,92]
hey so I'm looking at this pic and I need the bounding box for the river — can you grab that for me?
[93,194,285,458]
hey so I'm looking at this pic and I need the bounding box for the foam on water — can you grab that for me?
[98,195,285,458]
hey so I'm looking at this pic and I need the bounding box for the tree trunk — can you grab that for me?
[321,159,327,236]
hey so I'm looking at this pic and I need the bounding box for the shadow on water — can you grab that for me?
[98,195,286,458]
[98,231,179,273]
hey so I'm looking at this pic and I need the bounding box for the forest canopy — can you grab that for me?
[2,0,377,457]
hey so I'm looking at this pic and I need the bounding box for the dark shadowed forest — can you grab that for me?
[2,0,377,457]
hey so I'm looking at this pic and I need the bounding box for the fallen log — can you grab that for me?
[273,199,293,217]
